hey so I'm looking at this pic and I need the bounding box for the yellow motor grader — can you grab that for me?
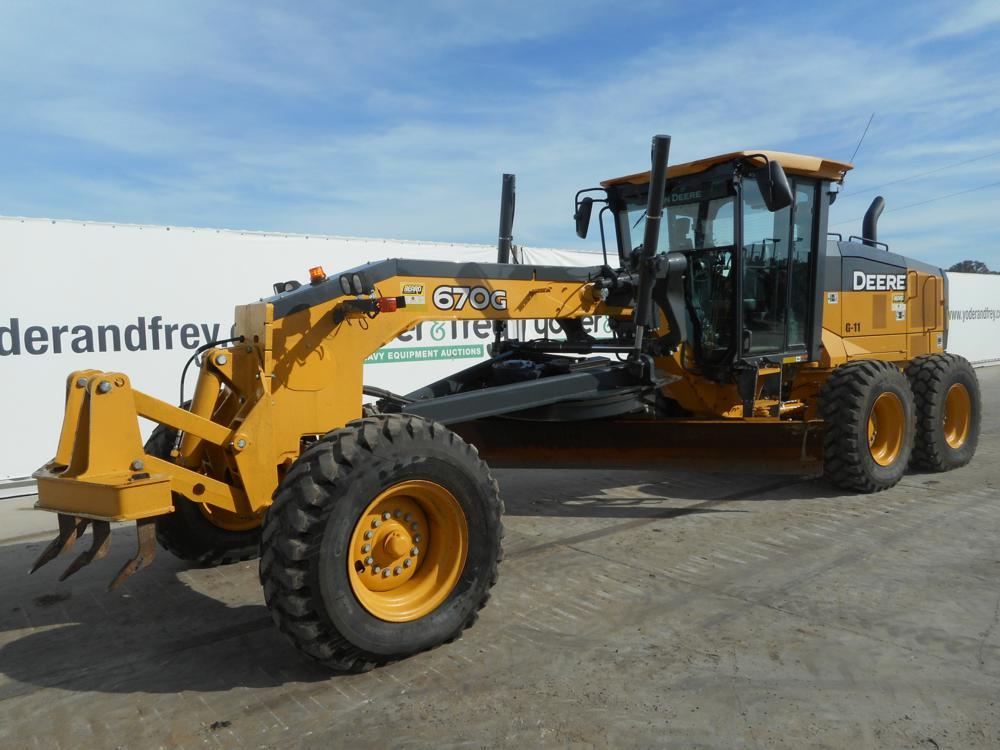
[30,135,980,671]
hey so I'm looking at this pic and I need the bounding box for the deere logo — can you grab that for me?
[852,271,907,291]
[667,190,702,203]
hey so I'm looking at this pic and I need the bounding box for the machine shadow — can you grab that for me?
[494,465,842,520]
[0,529,333,695]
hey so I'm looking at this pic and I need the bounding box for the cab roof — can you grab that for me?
[600,150,853,188]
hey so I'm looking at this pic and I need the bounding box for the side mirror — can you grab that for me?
[574,197,594,238]
[755,159,793,212]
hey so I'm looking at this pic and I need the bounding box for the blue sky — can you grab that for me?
[2,1,999,268]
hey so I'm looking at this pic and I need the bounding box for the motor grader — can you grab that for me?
[30,135,980,671]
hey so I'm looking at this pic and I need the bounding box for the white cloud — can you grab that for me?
[917,0,1000,40]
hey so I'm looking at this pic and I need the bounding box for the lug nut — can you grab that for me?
[382,512,391,520]
[393,567,402,576]
[411,522,419,531]
[404,514,412,522]
[373,565,381,574]
[365,556,374,565]
[364,530,374,540]
[403,559,413,568]
[414,534,422,544]
[394,510,402,518]
[362,544,371,553]
[410,547,419,556]
[372,519,381,528]
[97,381,112,394]
[130,460,144,471]
[382,569,391,578]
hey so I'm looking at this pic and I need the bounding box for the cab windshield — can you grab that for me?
[623,172,738,365]
[625,173,735,254]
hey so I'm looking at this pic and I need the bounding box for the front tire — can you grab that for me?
[906,353,981,471]
[259,415,503,672]
[820,360,915,492]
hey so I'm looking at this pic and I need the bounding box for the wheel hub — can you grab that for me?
[867,391,905,467]
[383,531,410,559]
[354,498,425,592]
[347,480,467,622]
[943,383,971,449]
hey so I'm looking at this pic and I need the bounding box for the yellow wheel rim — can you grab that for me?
[198,503,263,532]
[943,383,971,449]
[867,391,905,467]
[348,480,468,623]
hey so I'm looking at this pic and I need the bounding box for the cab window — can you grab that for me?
[741,176,817,355]
[741,180,791,354]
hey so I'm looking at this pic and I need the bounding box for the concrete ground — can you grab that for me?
[1,369,998,750]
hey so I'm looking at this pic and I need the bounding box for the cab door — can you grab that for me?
[740,177,817,358]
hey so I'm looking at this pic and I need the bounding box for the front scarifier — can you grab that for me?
[30,341,273,588]
[30,371,174,588]
[259,414,503,671]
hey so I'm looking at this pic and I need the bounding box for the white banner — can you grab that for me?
[944,272,1000,365]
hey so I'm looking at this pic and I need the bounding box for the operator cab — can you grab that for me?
[597,151,851,378]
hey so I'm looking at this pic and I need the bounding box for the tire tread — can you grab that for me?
[819,359,914,493]
[905,353,980,470]
[259,414,503,672]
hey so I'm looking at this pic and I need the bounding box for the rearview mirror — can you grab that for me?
[574,197,594,238]
[755,159,793,212]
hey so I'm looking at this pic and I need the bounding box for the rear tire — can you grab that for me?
[820,360,915,493]
[906,353,980,471]
[259,414,503,672]
[144,423,262,566]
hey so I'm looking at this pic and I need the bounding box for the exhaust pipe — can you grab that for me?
[862,196,885,247]
[633,135,671,351]
[494,174,516,349]
[496,173,516,264]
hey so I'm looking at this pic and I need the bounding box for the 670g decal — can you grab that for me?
[433,285,508,311]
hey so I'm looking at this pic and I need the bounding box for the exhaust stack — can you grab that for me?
[633,135,671,351]
[496,173,516,264]
[862,196,885,247]
[494,174,516,348]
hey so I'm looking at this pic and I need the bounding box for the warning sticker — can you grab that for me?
[401,282,426,309]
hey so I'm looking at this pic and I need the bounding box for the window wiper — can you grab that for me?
[631,211,647,230]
